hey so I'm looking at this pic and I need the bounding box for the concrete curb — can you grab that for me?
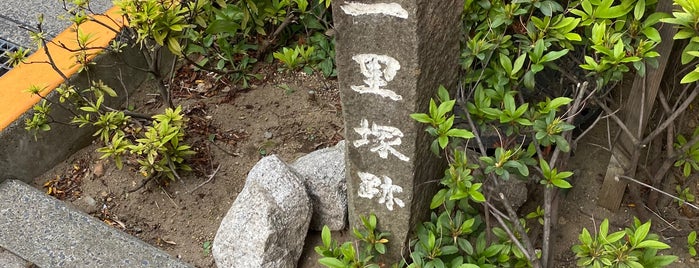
[0,248,30,268]
[0,179,192,267]
[0,6,172,183]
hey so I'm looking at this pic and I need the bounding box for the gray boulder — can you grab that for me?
[291,140,347,231]
[213,155,312,268]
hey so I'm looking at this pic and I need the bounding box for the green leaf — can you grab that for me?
[460,218,475,233]
[613,40,624,59]
[446,128,475,139]
[532,39,545,62]
[524,71,536,89]
[375,243,386,254]
[565,32,582,41]
[555,135,571,152]
[318,257,346,268]
[512,53,526,74]
[429,99,438,119]
[505,160,529,176]
[540,49,569,63]
[539,158,551,175]
[556,171,574,180]
[653,255,680,266]
[606,231,626,243]
[437,85,450,103]
[591,23,605,45]
[633,0,645,20]
[437,100,456,118]
[441,245,458,255]
[79,106,96,113]
[100,85,118,97]
[321,226,332,248]
[674,29,696,40]
[579,228,592,245]
[642,27,661,42]
[531,63,544,73]
[167,37,183,56]
[431,189,448,209]
[411,113,433,124]
[437,135,448,149]
[549,97,573,110]
[500,53,513,75]
[645,12,670,28]
[633,221,651,245]
[681,69,699,84]
[470,190,485,203]
[635,240,670,249]
[551,178,572,188]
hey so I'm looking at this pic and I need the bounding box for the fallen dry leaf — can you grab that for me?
[93,161,104,177]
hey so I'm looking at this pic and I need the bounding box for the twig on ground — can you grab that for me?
[160,186,179,210]
[188,164,222,194]
[208,140,241,157]
[617,175,699,211]
[127,176,155,193]
[643,204,680,231]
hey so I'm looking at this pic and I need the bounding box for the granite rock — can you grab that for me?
[213,155,312,268]
[291,140,347,231]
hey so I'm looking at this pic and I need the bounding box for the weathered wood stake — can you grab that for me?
[598,1,675,211]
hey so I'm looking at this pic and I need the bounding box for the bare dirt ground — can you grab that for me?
[33,64,698,267]
[34,65,344,268]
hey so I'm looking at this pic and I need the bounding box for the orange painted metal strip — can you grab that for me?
[0,6,125,130]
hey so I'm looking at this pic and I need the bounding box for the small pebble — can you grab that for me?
[264,131,273,139]
[84,196,97,207]
[558,216,568,225]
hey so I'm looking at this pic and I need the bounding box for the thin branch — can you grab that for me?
[167,158,183,181]
[182,56,243,76]
[486,202,532,261]
[497,190,541,268]
[257,12,296,57]
[160,186,179,209]
[208,140,241,157]
[188,164,222,194]
[651,130,699,185]
[638,63,647,139]
[127,176,155,193]
[640,86,699,145]
[617,175,699,211]
[593,98,641,146]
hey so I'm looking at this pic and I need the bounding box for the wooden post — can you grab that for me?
[598,1,675,210]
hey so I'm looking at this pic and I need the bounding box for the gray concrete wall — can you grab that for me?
[0,39,175,183]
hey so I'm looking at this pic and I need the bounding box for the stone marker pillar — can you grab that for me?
[332,0,461,263]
